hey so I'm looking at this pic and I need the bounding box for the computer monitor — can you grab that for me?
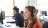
[1,11,5,19]
[0,11,3,24]
[42,11,47,16]
[0,11,5,24]
[0,11,2,20]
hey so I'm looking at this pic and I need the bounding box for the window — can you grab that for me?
[0,0,13,16]
[15,0,28,13]
[0,0,28,16]
[37,0,48,14]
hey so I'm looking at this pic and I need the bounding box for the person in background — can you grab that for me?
[24,6,42,28]
[8,6,25,27]
[14,7,25,27]
[12,6,18,19]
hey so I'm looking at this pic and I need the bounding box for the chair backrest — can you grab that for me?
[42,22,48,28]
[21,11,24,15]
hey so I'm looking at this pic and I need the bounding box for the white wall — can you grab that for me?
[29,0,37,9]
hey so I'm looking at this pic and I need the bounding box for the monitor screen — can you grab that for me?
[1,11,5,19]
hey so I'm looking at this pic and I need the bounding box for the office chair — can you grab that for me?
[42,22,48,28]
[36,9,38,14]
[21,11,24,15]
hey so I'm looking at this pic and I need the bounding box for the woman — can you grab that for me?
[24,6,42,28]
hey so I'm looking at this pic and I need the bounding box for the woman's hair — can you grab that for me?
[13,6,19,13]
[24,6,40,28]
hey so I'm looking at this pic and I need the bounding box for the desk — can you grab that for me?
[3,20,16,28]
[1,17,20,28]
[38,16,48,25]
[38,16,48,21]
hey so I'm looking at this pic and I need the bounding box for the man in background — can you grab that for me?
[7,6,25,27]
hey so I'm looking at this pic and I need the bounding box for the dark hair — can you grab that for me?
[13,6,19,13]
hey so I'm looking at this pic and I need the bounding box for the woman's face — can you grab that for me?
[13,9,17,16]
[24,8,31,20]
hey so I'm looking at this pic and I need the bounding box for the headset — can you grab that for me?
[31,7,34,16]
[31,7,36,20]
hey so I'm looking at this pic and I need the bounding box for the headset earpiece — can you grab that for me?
[31,13,34,16]
[31,9,34,16]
